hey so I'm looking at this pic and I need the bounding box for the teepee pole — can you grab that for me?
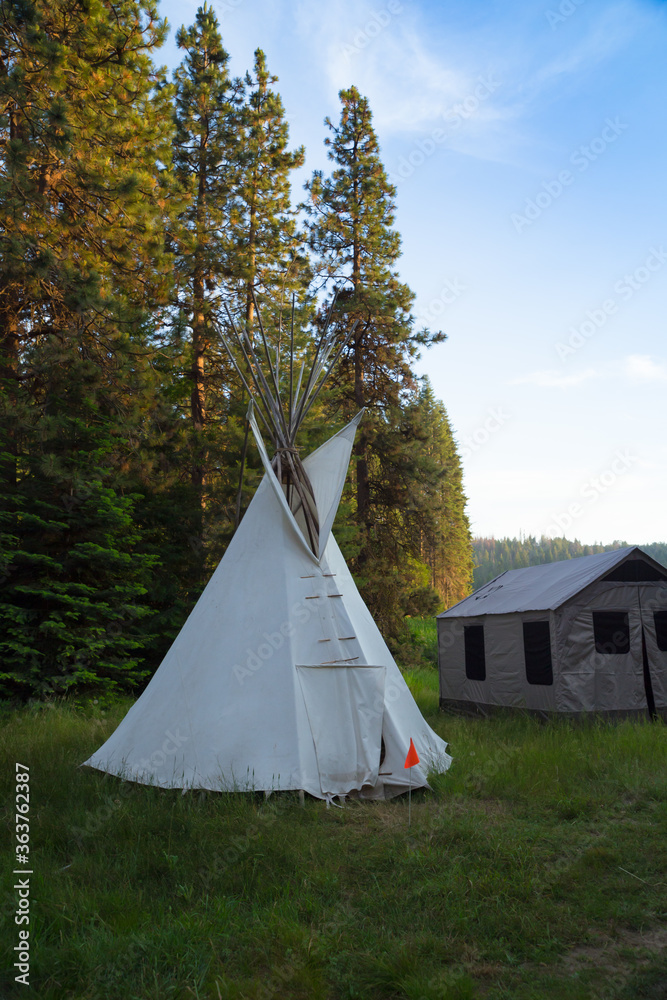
[251,289,279,391]
[217,318,274,437]
[292,333,324,429]
[291,360,306,434]
[221,308,272,410]
[290,287,340,430]
[234,416,250,529]
[298,322,359,426]
[219,289,355,557]
[252,290,290,442]
[288,295,295,436]
[237,328,286,440]
[224,304,282,431]
[282,452,318,552]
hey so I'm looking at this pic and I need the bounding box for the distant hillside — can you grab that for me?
[471,537,667,589]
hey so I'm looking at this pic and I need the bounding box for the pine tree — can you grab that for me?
[305,87,445,558]
[410,380,473,608]
[172,4,243,501]
[0,0,177,696]
[230,48,307,331]
[470,536,629,588]
[0,338,157,697]
[216,48,311,532]
[306,87,458,633]
[0,0,174,376]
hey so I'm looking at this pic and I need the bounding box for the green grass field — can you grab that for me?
[1,653,666,999]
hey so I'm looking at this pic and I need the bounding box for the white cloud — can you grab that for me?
[531,2,646,91]
[514,355,667,389]
[511,368,604,388]
[295,0,473,132]
[164,0,660,171]
[623,354,667,382]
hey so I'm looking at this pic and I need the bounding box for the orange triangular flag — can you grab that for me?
[404,738,420,769]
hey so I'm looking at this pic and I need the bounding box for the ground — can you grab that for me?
[0,653,665,999]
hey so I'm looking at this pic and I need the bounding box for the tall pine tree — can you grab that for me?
[306,87,456,630]
[230,48,307,331]
[171,4,243,505]
[408,380,473,609]
[306,88,444,539]
[0,0,176,697]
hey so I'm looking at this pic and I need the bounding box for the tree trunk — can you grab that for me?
[190,265,207,493]
[0,299,20,492]
[354,325,370,531]
[244,164,258,335]
[191,140,208,499]
[351,216,370,554]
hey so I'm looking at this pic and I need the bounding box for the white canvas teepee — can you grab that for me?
[84,297,452,800]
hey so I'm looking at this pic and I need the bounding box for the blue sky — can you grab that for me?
[158,0,667,546]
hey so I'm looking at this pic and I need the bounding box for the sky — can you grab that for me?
[157,0,667,546]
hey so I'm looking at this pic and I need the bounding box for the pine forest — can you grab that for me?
[0,1,474,699]
[471,538,667,589]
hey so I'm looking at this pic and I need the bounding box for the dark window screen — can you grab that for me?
[654,611,667,652]
[593,611,630,654]
[523,621,553,686]
[603,559,667,582]
[464,625,486,681]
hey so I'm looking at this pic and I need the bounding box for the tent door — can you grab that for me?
[296,665,386,797]
[637,585,667,719]
[640,626,657,720]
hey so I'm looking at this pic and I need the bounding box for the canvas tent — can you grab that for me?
[84,299,451,800]
[438,547,667,719]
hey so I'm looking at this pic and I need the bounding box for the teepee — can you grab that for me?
[84,294,451,801]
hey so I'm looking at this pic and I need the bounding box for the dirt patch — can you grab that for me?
[561,925,667,978]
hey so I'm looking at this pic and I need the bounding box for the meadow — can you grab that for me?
[1,637,665,1000]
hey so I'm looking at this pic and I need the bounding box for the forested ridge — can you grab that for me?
[471,537,667,590]
[0,0,473,699]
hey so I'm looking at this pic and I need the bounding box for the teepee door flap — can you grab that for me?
[296,665,386,796]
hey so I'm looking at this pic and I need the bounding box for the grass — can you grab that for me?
[1,661,666,999]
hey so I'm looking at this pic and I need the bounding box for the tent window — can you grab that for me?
[523,621,553,686]
[603,559,667,582]
[464,625,486,681]
[593,611,630,654]
[654,611,667,652]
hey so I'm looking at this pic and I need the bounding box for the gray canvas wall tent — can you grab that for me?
[437,546,667,719]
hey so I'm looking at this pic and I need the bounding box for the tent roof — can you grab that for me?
[438,546,666,618]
